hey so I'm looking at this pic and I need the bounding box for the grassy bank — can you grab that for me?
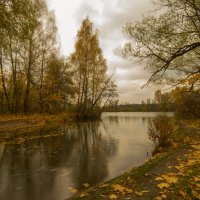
[69,119,200,200]
[0,113,76,147]
[0,113,76,132]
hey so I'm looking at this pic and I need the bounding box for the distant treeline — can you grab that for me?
[105,87,200,119]
[104,103,175,112]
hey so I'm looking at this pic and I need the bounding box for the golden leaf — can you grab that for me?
[155,177,163,181]
[112,184,132,194]
[112,184,125,194]
[126,188,133,194]
[157,183,170,189]
[155,197,162,200]
[83,183,89,188]
[194,177,200,182]
[175,164,185,170]
[187,170,193,174]
[165,176,178,184]
[192,190,200,199]
[68,187,78,194]
[179,190,186,198]
[161,194,167,199]
[99,184,109,188]
[109,194,117,200]
[80,193,88,198]
[134,191,143,196]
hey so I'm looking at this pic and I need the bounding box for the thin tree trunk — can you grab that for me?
[0,49,10,112]
[39,51,45,112]
[9,37,18,113]
[24,38,33,113]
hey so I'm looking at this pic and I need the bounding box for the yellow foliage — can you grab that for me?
[157,183,170,189]
[109,194,117,199]
[80,193,88,198]
[134,191,143,196]
[154,197,162,200]
[155,173,178,184]
[165,176,178,184]
[161,194,167,199]
[179,190,186,198]
[112,184,125,193]
[99,184,109,188]
[112,184,133,195]
[83,183,89,188]
[68,187,78,194]
[194,176,200,182]
[192,191,200,199]
[175,163,185,170]
[155,177,163,181]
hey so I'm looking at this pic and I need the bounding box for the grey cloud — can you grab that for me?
[118,81,158,103]
[108,59,150,81]
[98,0,153,40]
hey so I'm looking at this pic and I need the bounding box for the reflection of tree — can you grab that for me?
[0,126,78,200]
[107,116,119,125]
[70,122,117,189]
[0,142,57,200]
[0,121,118,199]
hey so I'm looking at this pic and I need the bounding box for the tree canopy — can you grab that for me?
[123,0,200,89]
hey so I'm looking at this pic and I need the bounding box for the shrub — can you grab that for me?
[148,115,175,155]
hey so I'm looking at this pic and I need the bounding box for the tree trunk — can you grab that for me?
[0,49,10,112]
[24,38,33,113]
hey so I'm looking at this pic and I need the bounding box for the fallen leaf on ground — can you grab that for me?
[192,190,200,199]
[109,194,117,199]
[134,191,143,196]
[155,197,162,200]
[161,194,167,199]
[112,184,132,195]
[194,176,200,182]
[99,184,109,188]
[155,177,163,181]
[112,184,125,194]
[165,176,178,184]
[179,190,186,198]
[83,183,89,188]
[156,174,178,184]
[80,193,88,198]
[157,183,170,189]
[68,187,78,193]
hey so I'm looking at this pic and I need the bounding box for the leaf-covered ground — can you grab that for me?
[69,119,200,200]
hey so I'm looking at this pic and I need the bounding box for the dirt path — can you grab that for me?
[117,144,200,200]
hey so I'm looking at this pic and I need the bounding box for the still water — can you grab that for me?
[0,112,173,200]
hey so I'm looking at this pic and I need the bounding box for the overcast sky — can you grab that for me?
[47,0,159,103]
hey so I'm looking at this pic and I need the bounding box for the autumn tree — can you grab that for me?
[171,87,200,118]
[43,54,75,113]
[154,90,173,111]
[123,0,200,89]
[0,0,72,114]
[70,17,118,119]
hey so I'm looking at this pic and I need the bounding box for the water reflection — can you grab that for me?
[69,122,117,188]
[0,112,173,200]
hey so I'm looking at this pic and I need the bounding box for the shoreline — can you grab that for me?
[0,113,75,132]
[69,119,200,200]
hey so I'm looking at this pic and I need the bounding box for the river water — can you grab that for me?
[0,112,174,200]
